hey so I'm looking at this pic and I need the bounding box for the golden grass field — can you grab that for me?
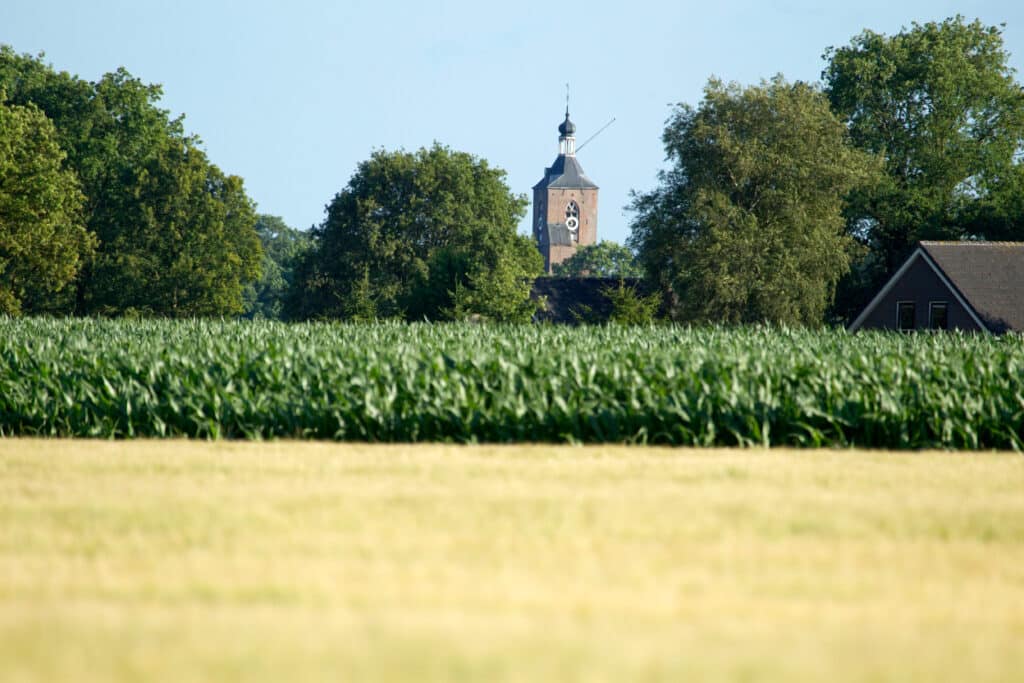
[1,440,1023,682]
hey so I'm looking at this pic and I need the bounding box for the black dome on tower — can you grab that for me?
[558,111,576,136]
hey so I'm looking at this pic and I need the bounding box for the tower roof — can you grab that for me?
[533,154,598,190]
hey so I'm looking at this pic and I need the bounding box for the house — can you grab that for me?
[848,241,1024,333]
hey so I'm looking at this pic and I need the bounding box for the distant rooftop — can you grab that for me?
[919,241,1024,332]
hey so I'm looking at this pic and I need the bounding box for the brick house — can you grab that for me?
[848,241,1024,333]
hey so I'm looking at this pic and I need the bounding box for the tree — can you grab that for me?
[604,280,661,324]
[243,215,311,319]
[0,47,262,316]
[0,95,95,314]
[552,241,644,278]
[292,144,541,321]
[629,76,881,325]
[823,17,1024,315]
[449,234,543,322]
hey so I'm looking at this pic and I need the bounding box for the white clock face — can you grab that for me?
[566,216,579,232]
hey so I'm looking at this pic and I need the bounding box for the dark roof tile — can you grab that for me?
[546,222,574,246]
[533,154,598,190]
[920,241,1024,332]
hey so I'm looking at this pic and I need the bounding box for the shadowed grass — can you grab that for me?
[1,440,1023,681]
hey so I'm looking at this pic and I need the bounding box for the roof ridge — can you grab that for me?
[921,240,1024,246]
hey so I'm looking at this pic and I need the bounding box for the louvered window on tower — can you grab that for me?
[566,201,580,241]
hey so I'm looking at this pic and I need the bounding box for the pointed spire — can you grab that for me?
[558,85,577,156]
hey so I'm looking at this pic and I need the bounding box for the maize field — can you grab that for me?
[1,317,1022,449]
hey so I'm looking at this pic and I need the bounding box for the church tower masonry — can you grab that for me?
[533,109,599,273]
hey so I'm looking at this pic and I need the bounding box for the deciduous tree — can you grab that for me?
[823,17,1024,316]
[0,47,262,316]
[552,241,644,278]
[0,95,94,315]
[293,144,541,321]
[629,76,880,325]
[243,215,311,319]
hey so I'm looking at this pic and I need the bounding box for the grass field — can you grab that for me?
[2,440,1023,681]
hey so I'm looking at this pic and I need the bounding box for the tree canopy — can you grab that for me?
[243,215,311,319]
[0,95,94,314]
[552,241,644,278]
[0,47,262,316]
[629,76,881,325]
[823,16,1024,315]
[292,144,542,322]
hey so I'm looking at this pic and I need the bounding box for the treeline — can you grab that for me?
[3,16,1024,325]
[0,47,261,317]
[0,46,541,322]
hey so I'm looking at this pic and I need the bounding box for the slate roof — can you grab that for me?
[532,277,633,324]
[533,154,598,190]
[919,241,1024,332]
[546,222,574,247]
[531,277,659,324]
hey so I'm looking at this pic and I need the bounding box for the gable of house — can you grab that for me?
[848,249,982,332]
[850,242,1024,333]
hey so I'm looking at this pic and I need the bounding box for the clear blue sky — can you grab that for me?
[3,1,1023,244]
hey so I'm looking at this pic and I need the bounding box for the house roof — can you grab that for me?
[533,154,598,190]
[919,241,1024,332]
[849,241,1024,333]
[531,277,645,324]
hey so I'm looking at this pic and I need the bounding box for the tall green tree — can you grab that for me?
[629,76,881,325]
[0,95,94,314]
[243,214,311,319]
[0,47,262,316]
[823,17,1024,314]
[552,241,644,278]
[292,144,541,321]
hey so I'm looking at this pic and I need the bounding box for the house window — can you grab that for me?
[929,302,948,330]
[897,301,916,331]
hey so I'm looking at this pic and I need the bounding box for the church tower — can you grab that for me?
[533,108,599,273]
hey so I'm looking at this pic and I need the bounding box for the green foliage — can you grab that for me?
[603,280,661,325]
[450,234,544,322]
[2,318,1022,450]
[823,17,1024,315]
[630,76,881,325]
[293,144,539,321]
[0,46,262,317]
[0,94,95,315]
[243,215,311,319]
[553,241,644,278]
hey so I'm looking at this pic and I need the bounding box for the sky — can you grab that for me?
[3,1,1023,245]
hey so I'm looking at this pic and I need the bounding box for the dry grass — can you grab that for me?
[1,440,1022,681]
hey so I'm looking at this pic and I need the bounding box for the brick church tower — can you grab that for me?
[533,109,598,273]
